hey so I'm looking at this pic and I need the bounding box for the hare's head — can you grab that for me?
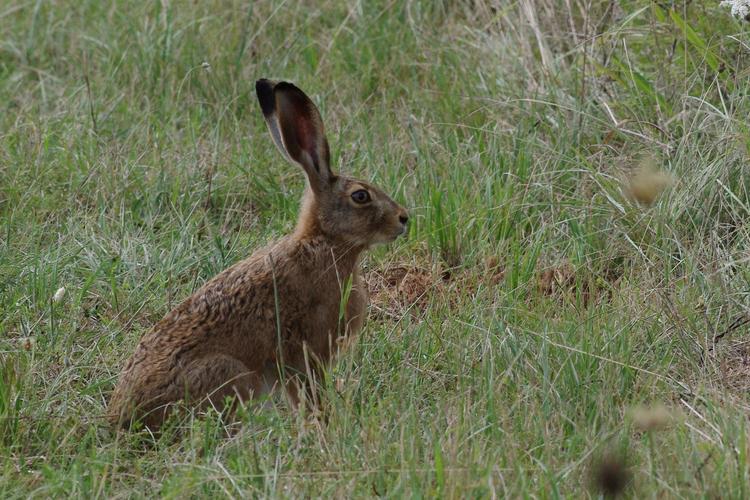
[256,79,408,248]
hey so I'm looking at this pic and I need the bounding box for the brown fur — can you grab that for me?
[108,80,408,430]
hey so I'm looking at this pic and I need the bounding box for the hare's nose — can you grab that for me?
[399,213,409,225]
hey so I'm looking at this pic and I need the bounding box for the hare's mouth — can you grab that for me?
[389,225,408,241]
[370,230,402,245]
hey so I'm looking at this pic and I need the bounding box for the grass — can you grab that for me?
[1,0,750,496]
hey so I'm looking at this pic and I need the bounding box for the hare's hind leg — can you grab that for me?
[182,354,268,413]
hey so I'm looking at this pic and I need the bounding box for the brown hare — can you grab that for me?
[108,79,409,430]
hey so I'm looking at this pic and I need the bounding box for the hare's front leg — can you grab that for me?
[341,272,368,346]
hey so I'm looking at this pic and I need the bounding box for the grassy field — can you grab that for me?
[2,0,750,497]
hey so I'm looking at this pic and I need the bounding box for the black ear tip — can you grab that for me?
[275,81,299,92]
[255,79,276,116]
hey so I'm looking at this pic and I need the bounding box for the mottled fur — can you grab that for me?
[108,80,408,430]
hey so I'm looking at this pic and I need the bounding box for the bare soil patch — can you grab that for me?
[366,264,442,320]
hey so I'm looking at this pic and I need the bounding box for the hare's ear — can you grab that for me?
[255,79,333,190]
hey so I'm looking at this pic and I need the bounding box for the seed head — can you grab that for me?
[720,1,750,21]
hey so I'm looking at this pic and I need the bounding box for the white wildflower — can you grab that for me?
[52,287,66,303]
[721,0,750,20]
[201,61,211,73]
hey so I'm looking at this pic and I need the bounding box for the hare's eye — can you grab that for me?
[351,189,371,204]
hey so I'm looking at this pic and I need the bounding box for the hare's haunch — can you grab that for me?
[108,80,409,430]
